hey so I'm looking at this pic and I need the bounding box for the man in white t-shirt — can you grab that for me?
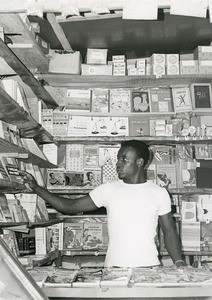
[23,140,185,268]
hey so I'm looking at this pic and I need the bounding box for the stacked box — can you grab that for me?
[150,53,166,76]
[81,64,112,75]
[194,46,212,60]
[180,60,198,74]
[166,54,179,75]
[49,51,81,74]
[112,55,126,76]
[198,60,212,74]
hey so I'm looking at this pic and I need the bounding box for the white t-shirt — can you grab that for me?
[90,180,171,267]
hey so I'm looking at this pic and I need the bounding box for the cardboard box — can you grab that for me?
[194,46,212,60]
[86,48,108,65]
[166,64,180,75]
[180,60,198,74]
[81,64,112,75]
[112,55,125,62]
[151,64,166,76]
[49,51,82,74]
[150,53,166,65]
[198,60,212,74]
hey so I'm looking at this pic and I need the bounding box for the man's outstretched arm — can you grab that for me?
[22,172,98,215]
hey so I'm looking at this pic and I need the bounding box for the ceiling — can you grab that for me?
[30,11,212,61]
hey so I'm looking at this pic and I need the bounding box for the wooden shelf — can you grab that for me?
[0,219,61,229]
[36,73,212,88]
[53,135,212,145]
[60,249,106,256]
[0,38,58,108]
[0,85,54,143]
[48,187,212,195]
[0,138,57,168]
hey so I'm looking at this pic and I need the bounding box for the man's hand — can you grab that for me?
[175,260,186,268]
[20,171,38,190]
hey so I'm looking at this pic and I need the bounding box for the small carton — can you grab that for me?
[112,55,126,62]
[180,60,198,74]
[151,64,166,76]
[194,46,212,60]
[81,64,112,75]
[150,53,166,65]
[49,51,82,74]
[86,48,108,65]
[198,60,212,74]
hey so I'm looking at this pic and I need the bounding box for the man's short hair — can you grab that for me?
[121,140,150,166]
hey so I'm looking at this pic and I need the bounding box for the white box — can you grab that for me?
[136,58,146,68]
[86,48,108,65]
[151,64,166,76]
[180,60,198,74]
[81,64,112,75]
[150,53,166,65]
[166,54,179,65]
[49,51,81,74]
[112,55,125,62]
[166,64,180,75]
[194,46,212,60]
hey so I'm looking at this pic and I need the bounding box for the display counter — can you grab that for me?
[43,285,212,299]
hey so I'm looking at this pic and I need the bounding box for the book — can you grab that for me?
[181,222,201,252]
[65,89,91,111]
[172,86,192,112]
[47,223,61,252]
[156,164,177,189]
[100,267,132,286]
[82,222,108,250]
[91,89,109,113]
[129,116,150,136]
[131,90,151,113]
[46,169,65,189]
[109,89,131,113]
[66,144,84,172]
[15,193,37,222]
[149,87,174,112]
[44,269,79,287]
[0,156,24,184]
[0,120,11,142]
[73,268,103,287]
[41,109,53,135]
[15,230,36,256]
[0,193,14,222]
[62,222,83,250]
[67,115,89,136]
[108,117,129,136]
[0,230,20,257]
[88,116,110,136]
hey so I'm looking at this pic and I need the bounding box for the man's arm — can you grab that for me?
[159,212,185,267]
[23,172,98,215]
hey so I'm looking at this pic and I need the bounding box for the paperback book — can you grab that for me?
[91,89,109,113]
[100,267,132,286]
[44,269,79,287]
[83,222,108,250]
[72,268,103,287]
[62,222,83,250]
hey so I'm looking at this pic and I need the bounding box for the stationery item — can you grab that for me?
[67,116,89,136]
[66,89,91,111]
[181,222,200,252]
[46,169,65,189]
[66,144,84,172]
[149,88,174,112]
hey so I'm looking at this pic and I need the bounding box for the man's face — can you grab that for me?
[116,146,140,182]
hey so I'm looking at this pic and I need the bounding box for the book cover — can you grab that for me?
[149,87,174,112]
[15,193,37,222]
[131,90,150,113]
[66,89,91,111]
[100,267,132,286]
[109,89,131,113]
[151,145,174,165]
[0,193,13,222]
[91,89,109,113]
[0,230,20,257]
[41,109,53,135]
[47,223,61,252]
[156,164,177,189]
[0,156,24,184]
[129,116,150,136]
[73,268,103,287]
[82,223,108,250]
[64,172,84,188]
[63,222,83,250]
[46,169,65,189]
[83,169,102,188]
[44,269,79,287]
[172,86,192,112]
